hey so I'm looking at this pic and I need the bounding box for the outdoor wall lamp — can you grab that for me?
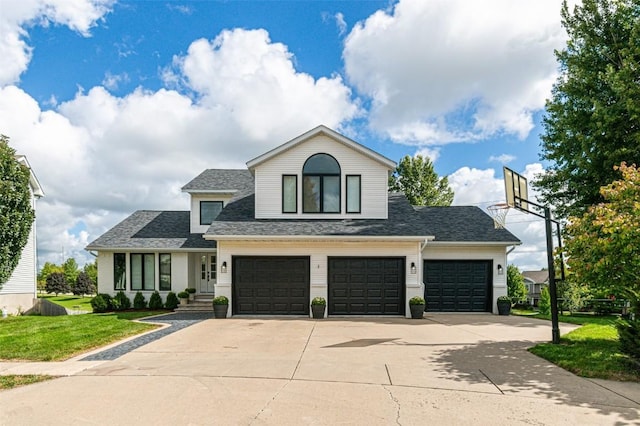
[221,261,227,273]
[410,262,416,274]
[497,264,504,275]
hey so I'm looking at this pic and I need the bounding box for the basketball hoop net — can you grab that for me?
[487,203,510,229]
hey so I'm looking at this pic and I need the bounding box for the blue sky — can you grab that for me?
[0,0,569,270]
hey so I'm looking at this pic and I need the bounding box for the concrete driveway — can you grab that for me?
[1,314,639,425]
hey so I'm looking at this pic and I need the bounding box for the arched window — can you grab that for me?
[302,153,341,213]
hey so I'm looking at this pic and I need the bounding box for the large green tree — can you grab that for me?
[562,163,639,310]
[534,0,640,219]
[389,155,454,206]
[0,135,35,289]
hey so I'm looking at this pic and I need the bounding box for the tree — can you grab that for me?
[506,264,528,304]
[45,272,69,296]
[73,271,96,296]
[562,163,640,311]
[534,0,640,220]
[388,155,454,206]
[37,261,62,292]
[62,257,79,286]
[83,261,98,287]
[0,135,35,289]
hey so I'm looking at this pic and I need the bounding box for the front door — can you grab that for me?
[198,254,216,294]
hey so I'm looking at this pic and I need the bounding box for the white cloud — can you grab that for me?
[0,0,113,86]
[0,28,360,267]
[488,154,516,164]
[335,12,347,36]
[101,71,129,91]
[414,147,440,163]
[448,163,549,270]
[343,0,565,144]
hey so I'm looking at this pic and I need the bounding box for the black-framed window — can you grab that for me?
[159,254,171,291]
[131,253,155,291]
[200,201,223,225]
[302,153,341,213]
[346,175,361,213]
[282,175,297,213]
[114,253,126,290]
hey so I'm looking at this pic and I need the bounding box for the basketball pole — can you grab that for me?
[544,207,561,344]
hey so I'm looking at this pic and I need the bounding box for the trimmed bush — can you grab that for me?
[91,294,109,313]
[114,291,131,311]
[133,291,147,309]
[617,319,640,362]
[311,297,326,306]
[212,295,229,305]
[177,291,189,299]
[165,292,179,310]
[186,287,196,294]
[409,296,425,305]
[149,291,163,310]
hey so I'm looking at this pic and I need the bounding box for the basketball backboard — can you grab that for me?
[503,166,529,212]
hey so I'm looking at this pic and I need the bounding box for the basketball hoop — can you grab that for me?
[487,203,510,229]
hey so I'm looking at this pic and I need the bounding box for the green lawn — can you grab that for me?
[38,294,94,312]
[519,312,640,381]
[0,375,56,390]
[0,312,165,361]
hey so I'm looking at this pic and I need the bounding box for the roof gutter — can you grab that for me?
[203,235,433,242]
[420,237,435,251]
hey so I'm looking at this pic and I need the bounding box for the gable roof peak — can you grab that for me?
[246,125,396,170]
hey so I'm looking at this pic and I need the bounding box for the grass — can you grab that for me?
[38,294,94,312]
[0,312,166,361]
[0,375,56,390]
[519,311,640,381]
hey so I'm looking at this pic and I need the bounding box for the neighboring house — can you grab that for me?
[522,270,549,307]
[0,155,44,315]
[87,125,521,317]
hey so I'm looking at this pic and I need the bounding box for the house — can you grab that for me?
[0,155,44,315]
[522,270,549,307]
[86,125,520,317]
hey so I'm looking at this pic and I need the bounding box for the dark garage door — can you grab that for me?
[424,260,492,312]
[328,257,404,315]
[233,256,310,315]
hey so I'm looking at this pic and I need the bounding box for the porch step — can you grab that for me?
[174,299,214,312]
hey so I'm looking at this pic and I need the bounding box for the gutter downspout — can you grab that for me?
[506,245,517,255]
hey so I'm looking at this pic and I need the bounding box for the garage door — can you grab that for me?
[328,257,404,315]
[423,260,491,312]
[233,256,310,315]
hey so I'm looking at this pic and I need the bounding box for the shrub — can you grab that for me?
[113,291,131,311]
[91,294,109,313]
[539,287,551,316]
[497,295,511,303]
[617,319,640,362]
[186,287,196,294]
[177,291,189,299]
[212,295,229,305]
[45,272,69,296]
[73,271,96,296]
[149,291,163,309]
[311,297,326,306]
[133,291,147,309]
[409,296,425,305]
[165,292,179,310]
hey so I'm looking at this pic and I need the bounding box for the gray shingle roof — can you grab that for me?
[203,192,521,243]
[181,169,254,200]
[86,211,215,250]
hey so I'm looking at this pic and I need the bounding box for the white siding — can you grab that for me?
[253,135,390,219]
[189,194,234,234]
[422,244,508,314]
[216,240,421,318]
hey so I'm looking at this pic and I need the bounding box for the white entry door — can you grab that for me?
[198,254,216,294]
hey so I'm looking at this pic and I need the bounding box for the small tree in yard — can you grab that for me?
[507,265,528,305]
[45,272,69,296]
[539,287,551,316]
[73,271,96,296]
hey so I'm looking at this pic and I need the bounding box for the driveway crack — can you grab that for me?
[291,322,316,379]
[383,385,402,425]
[250,381,290,425]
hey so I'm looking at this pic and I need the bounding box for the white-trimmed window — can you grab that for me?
[346,175,361,213]
[282,175,297,213]
[302,153,341,213]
